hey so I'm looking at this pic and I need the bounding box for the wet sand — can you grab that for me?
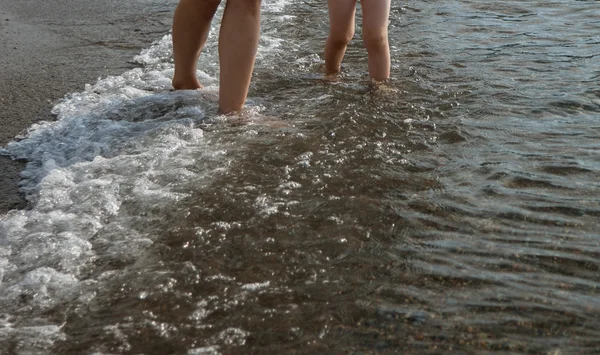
[0,0,176,213]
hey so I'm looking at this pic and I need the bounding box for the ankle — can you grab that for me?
[172,76,202,90]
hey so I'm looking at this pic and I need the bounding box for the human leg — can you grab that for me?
[172,0,221,90]
[325,0,357,76]
[218,0,262,114]
[361,0,391,81]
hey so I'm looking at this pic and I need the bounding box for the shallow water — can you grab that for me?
[1,0,600,353]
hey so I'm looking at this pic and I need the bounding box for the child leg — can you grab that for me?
[218,0,262,114]
[172,0,222,89]
[325,0,357,75]
[361,0,391,81]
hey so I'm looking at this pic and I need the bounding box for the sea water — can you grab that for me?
[1,0,599,353]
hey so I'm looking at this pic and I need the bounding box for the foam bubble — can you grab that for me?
[188,346,221,355]
[0,33,224,352]
[0,0,295,351]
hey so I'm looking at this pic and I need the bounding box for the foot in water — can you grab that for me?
[172,76,202,90]
[221,107,293,129]
[368,78,400,94]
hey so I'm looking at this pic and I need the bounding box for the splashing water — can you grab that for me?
[2,0,600,354]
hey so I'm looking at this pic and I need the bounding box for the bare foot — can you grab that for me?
[368,78,398,93]
[172,76,202,90]
[219,107,292,128]
[217,107,242,115]
[324,72,342,82]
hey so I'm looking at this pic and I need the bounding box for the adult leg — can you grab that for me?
[218,0,262,114]
[172,0,221,90]
[361,0,391,81]
[325,0,357,76]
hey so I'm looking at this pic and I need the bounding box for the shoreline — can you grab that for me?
[0,0,177,213]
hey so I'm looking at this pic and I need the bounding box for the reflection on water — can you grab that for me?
[1,0,600,354]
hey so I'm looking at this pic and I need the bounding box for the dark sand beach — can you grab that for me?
[0,0,176,213]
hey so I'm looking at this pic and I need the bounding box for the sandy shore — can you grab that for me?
[0,0,177,213]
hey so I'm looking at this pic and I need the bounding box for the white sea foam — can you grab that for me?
[0,36,221,355]
[0,0,294,352]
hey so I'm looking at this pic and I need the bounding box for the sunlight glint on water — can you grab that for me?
[2,0,600,353]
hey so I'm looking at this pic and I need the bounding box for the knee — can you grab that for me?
[328,31,354,49]
[189,0,221,8]
[186,0,221,17]
[226,0,262,15]
[201,0,221,5]
[362,31,388,53]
